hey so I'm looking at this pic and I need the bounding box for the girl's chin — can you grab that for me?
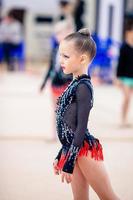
[62,69,71,74]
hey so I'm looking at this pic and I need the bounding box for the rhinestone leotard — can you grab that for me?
[55,74,103,174]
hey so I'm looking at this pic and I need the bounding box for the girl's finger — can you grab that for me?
[61,173,65,183]
[53,166,59,175]
[65,174,70,184]
[55,170,59,175]
[53,160,58,167]
[64,174,69,183]
[54,168,59,174]
[66,174,72,183]
[54,165,59,170]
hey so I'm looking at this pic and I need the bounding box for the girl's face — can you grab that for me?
[126,30,133,45]
[59,40,87,75]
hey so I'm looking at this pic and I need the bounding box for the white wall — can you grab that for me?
[1,0,96,60]
[2,0,59,61]
[25,11,54,61]
[98,0,124,43]
[84,0,96,33]
[3,0,59,14]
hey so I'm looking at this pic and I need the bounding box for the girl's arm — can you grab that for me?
[62,83,92,174]
[55,147,63,161]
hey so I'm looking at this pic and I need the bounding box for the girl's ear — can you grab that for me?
[80,54,88,65]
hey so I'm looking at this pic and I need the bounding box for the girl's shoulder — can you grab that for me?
[75,74,94,100]
[76,74,93,91]
[67,74,93,96]
[75,75,94,107]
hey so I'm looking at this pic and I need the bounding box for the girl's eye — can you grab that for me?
[63,54,69,59]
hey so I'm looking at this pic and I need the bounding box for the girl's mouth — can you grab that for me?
[61,66,65,70]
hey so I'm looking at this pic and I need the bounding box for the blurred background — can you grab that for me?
[0,0,133,199]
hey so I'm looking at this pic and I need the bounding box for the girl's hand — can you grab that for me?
[53,159,60,175]
[61,171,73,184]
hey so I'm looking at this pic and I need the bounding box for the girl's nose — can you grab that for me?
[59,57,64,65]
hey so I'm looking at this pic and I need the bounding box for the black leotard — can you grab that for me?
[55,74,103,174]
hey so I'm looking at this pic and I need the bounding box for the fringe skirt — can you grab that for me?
[57,138,104,170]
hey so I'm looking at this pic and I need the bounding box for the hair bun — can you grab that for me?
[78,28,91,37]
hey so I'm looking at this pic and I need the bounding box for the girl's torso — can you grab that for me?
[55,74,93,146]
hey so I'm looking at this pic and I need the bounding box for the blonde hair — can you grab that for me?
[64,28,96,60]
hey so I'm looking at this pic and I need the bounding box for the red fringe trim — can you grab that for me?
[57,141,104,170]
[57,152,70,169]
[79,141,104,161]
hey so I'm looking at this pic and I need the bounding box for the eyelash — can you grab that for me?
[63,55,69,59]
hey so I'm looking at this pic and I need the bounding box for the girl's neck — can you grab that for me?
[73,67,88,80]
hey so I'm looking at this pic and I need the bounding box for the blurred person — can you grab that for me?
[73,0,85,31]
[40,20,74,141]
[53,28,120,200]
[0,11,23,71]
[116,21,133,127]
[39,0,75,142]
[40,0,75,93]
[58,0,74,20]
[57,0,75,34]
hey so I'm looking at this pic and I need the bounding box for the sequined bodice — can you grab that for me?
[55,74,93,146]
[54,74,103,174]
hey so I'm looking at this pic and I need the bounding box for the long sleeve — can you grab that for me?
[116,44,128,78]
[62,83,92,173]
[40,36,59,90]
[55,147,63,161]
[40,49,56,91]
[116,43,133,78]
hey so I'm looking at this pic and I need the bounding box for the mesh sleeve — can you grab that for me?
[62,83,92,173]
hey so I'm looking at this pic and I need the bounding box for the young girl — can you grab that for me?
[39,19,74,141]
[53,28,120,200]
